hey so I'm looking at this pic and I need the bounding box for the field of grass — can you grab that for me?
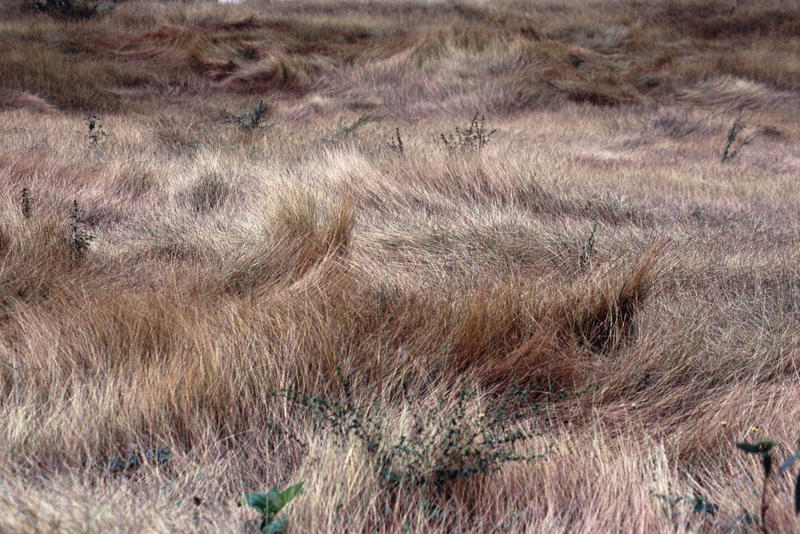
[1,0,800,531]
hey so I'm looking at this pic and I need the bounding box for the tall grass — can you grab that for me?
[1,0,800,532]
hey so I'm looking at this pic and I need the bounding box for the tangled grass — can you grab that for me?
[1,0,800,532]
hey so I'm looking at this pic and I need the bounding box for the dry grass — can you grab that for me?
[1,0,800,532]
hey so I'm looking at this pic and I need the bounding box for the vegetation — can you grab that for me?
[735,441,800,533]
[33,0,106,19]
[83,111,109,146]
[437,114,497,153]
[0,0,799,532]
[240,482,304,534]
[219,100,272,130]
[721,111,754,163]
[281,372,548,492]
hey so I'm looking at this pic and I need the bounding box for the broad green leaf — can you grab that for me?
[263,517,287,534]
[264,487,282,516]
[240,492,269,515]
[266,482,304,517]
[778,452,800,476]
[737,441,776,454]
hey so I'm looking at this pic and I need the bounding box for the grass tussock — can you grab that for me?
[1,0,800,532]
[218,190,353,295]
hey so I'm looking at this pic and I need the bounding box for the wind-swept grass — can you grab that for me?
[1,0,800,532]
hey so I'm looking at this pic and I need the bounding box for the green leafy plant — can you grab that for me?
[219,100,272,130]
[20,187,32,219]
[437,113,497,153]
[382,380,548,490]
[735,507,761,528]
[324,114,375,145]
[67,200,93,259]
[736,440,800,533]
[109,445,172,473]
[339,114,374,138]
[721,111,753,163]
[280,370,547,492]
[653,492,717,531]
[239,482,304,534]
[654,493,718,515]
[83,111,109,146]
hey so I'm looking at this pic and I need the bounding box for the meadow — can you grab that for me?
[1,0,800,531]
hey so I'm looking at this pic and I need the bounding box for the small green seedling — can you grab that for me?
[240,481,304,534]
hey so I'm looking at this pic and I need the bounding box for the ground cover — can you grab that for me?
[1,0,800,531]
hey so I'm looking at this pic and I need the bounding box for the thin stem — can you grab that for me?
[761,471,769,534]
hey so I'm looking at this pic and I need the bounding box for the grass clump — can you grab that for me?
[189,172,234,213]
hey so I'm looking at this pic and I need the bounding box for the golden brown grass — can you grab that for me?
[1,0,800,532]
